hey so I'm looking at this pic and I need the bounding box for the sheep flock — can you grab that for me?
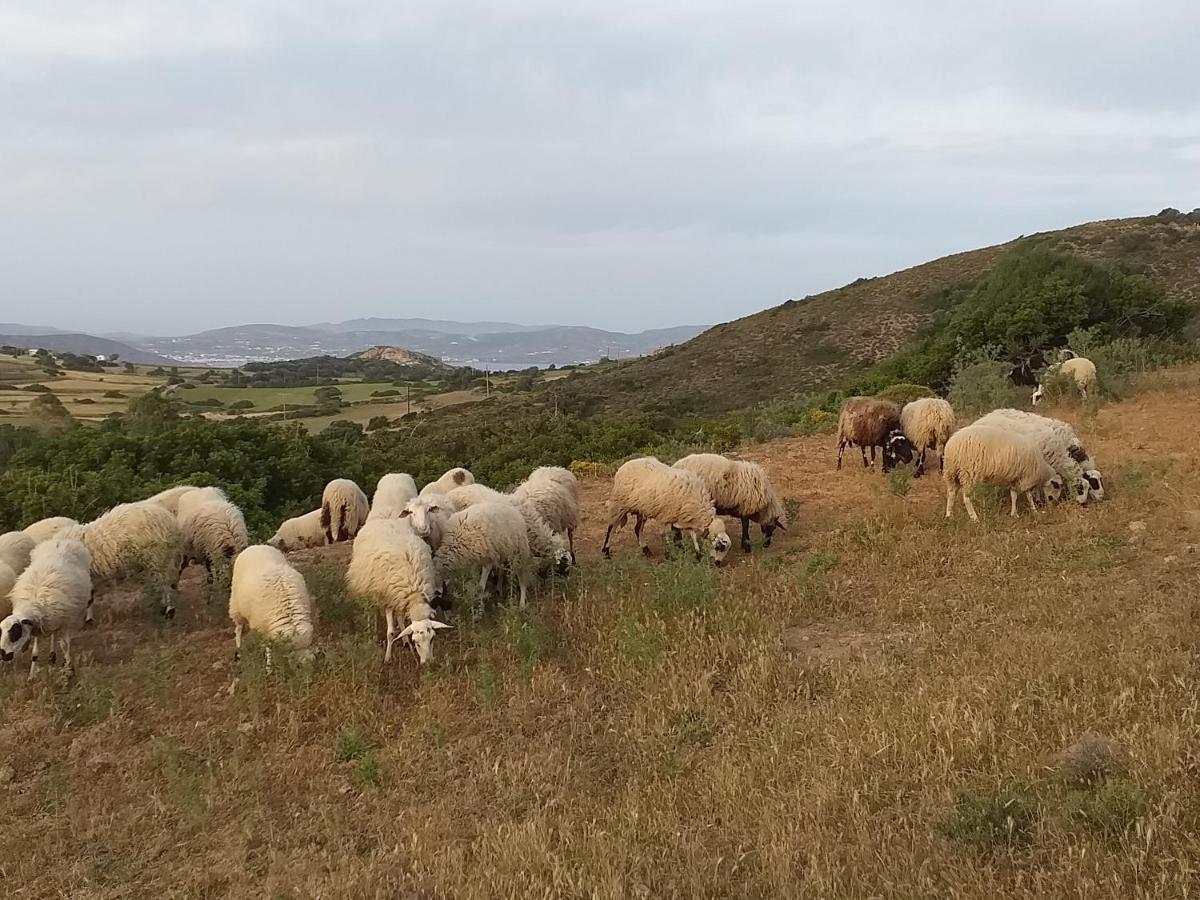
[0,358,1112,678]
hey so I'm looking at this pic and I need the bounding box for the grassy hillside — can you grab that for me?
[559,213,1200,415]
[3,372,1200,896]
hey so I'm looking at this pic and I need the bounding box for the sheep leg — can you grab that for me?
[944,482,957,518]
[762,523,775,549]
[233,621,244,662]
[690,532,703,559]
[62,634,74,676]
[836,440,846,470]
[384,609,396,664]
[601,524,616,559]
[29,637,39,679]
[740,518,752,554]
[912,448,926,478]
[48,633,56,666]
[85,590,95,628]
[1010,490,1020,517]
[518,571,529,609]
[862,446,871,468]
[634,514,650,556]
[670,526,683,546]
[1026,492,1040,514]
[204,559,214,586]
[479,566,492,596]
[568,528,576,564]
[961,490,979,523]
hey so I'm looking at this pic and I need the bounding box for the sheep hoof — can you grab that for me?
[162,607,176,621]
[83,618,95,630]
[49,651,57,665]
[640,546,653,558]
[741,541,752,554]
[601,547,612,560]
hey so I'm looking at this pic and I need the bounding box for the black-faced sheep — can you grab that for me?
[836,397,915,473]
[671,453,786,553]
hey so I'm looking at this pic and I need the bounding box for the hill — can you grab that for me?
[558,212,1200,414]
[350,345,452,366]
[0,332,178,365]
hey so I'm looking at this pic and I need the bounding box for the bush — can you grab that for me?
[22,383,51,393]
[228,400,254,410]
[370,389,401,398]
[941,785,1039,849]
[366,416,391,432]
[947,355,1028,416]
[103,390,125,399]
[875,383,935,406]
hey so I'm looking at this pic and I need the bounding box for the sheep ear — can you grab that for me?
[430,621,453,631]
[397,623,417,638]
[775,520,787,531]
[428,504,441,513]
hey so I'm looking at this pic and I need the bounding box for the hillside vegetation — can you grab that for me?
[558,212,1200,414]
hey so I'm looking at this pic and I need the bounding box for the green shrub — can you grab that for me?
[947,356,1028,416]
[1064,779,1147,836]
[875,383,934,406]
[103,390,125,399]
[941,785,1039,849]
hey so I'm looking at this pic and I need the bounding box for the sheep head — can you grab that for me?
[706,519,732,564]
[0,616,37,660]
[1083,469,1105,502]
[1043,476,1065,503]
[398,618,452,664]
[882,430,915,472]
[400,496,445,542]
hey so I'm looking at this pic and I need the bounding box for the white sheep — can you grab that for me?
[347,519,448,664]
[178,495,249,583]
[399,494,452,554]
[601,457,732,563]
[367,473,419,522]
[900,397,957,476]
[267,509,326,553]
[145,484,203,514]
[0,538,92,678]
[61,501,185,621]
[320,478,370,543]
[229,545,316,664]
[435,501,534,608]
[0,531,35,576]
[1033,356,1097,405]
[511,466,581,562]
[672,453,787,553]
[942,425,1064,522]
[975,408,1104,504]
[0,561,15,619]
[420,467,475,497]
[447,483,572,576]
[22,517,78,545]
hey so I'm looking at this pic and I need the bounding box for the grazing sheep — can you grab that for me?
[320,479,370,544]
[399,495,452,554]
[420,467,475,497]
[23,517,78,545]
[601,457,732,564]
[511,467,581,562]
[975,408,1104,504]
[836,397,915,473]
[229,545,316,664]
[0,561,15,618]
[435,501,534,608]
[900,398,957,476]
[367,473,419,522]
[347,519,447,664]
[942,425,1064,522]
[1033,356,1097,405]
[61,502,185,620]
[267,509,326,553]
[0,538,92,678]
[145,485,203,514]
[178,496,249,583]
[0,531,35,577]
[672,454,787,553]
[447,483,571,576]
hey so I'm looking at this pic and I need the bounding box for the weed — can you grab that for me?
[52,668,113,727]
[619,620,666,668]
[1064,779,1147,836]
[647,553,717,616]
[799,552,839,581]
[157,739,210,826]
[477,663,501,707]
[335,726,372,763]
[668,708,715,749]
[354,751,382,789]
[886,467,912,497]
[942,785,1039,850]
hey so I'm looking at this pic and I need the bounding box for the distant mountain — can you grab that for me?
[0,333,178,365]
[121,319,707,368]
[0,323,67,336]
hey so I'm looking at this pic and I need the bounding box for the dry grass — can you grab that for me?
[3,372,1200,897]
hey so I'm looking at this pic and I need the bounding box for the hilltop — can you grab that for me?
[350,345,444,367]
[555,212,1200,414]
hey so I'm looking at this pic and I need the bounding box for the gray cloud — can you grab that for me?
[1,0,1197,335]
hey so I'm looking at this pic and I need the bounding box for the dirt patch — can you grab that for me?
[782,624,913,663]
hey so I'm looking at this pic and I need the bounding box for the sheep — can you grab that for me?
[61,501,185,620]
[974,408,1103,504]
[420,467,475,497]
[320,478,370,544]
[835,397,915,473]
[347,519,448,664]
[435,501,534,608]
[399,494,452,555]
[229,545,316,664]
[942,425,1064,522]
[900,398,957,476]
[178,495,249,584]
[0,531,35,576]
[367,473,419,522]
[601,457,732,563]
[267,509,326,553]
[145,485,203,514]
[0,538,92,678]
[446,483,572,576]
[672,454,787,553]
[1033,356,1097,405]
[23,517,78,545]
[0,561,15,619]
[511,466,581,562]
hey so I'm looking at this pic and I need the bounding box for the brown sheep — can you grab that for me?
[835,397,915,473]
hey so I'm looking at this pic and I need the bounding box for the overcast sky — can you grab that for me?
[1,1,1197,336]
